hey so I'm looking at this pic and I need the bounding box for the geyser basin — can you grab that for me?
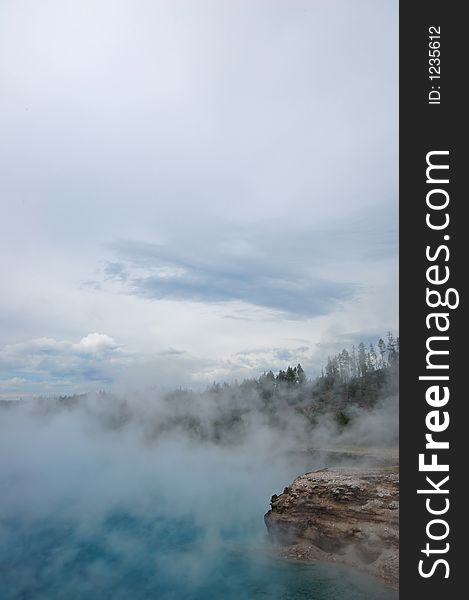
[0,404,397,599]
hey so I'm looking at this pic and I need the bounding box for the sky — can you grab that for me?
[0,0,398,399]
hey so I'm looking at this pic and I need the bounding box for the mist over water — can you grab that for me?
[0,396,397,599]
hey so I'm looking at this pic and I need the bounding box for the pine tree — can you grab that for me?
[296,364,306,385]
[378,338,386,368]
[369,343,378,370]
[358,342,367,377]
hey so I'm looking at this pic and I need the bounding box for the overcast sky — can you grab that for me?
[0,0,398,399]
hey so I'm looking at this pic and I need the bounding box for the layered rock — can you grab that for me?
[264,467,399,585]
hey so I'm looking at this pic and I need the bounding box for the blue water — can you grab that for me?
[0,511,396,600]
[0,412,397,599]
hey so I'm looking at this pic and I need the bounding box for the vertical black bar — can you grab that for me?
[400,1,465,596]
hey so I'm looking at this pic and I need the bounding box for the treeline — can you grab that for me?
[221,332,399,400]
[322,332,399,385]
[202,333,399,421]
[310,333,399,422]
[2,334,399,444]
[164,333,399,440]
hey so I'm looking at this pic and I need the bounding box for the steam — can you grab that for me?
[0,386,397,599]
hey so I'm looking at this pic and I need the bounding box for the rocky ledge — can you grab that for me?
[264,467,399,585]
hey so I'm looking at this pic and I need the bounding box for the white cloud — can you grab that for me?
[74,333,120,353]
[0,377,26,388]
[0,334,131,399]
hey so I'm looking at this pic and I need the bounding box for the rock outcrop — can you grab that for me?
[264,467,399,585]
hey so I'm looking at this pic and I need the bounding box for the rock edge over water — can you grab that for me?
[264,467,399,585]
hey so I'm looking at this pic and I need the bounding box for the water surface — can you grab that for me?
[0,409,397,599]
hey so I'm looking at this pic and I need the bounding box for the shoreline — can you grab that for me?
[264,461,399,587]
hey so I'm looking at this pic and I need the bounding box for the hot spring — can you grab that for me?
[0,401,397,599]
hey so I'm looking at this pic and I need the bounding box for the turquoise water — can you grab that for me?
[0,511,396,600]
[0,412,397,599]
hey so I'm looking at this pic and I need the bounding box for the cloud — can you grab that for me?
[102,202,396,318]
[0,377,26,388]
[74,333,120,353]
[0,334,126,397]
